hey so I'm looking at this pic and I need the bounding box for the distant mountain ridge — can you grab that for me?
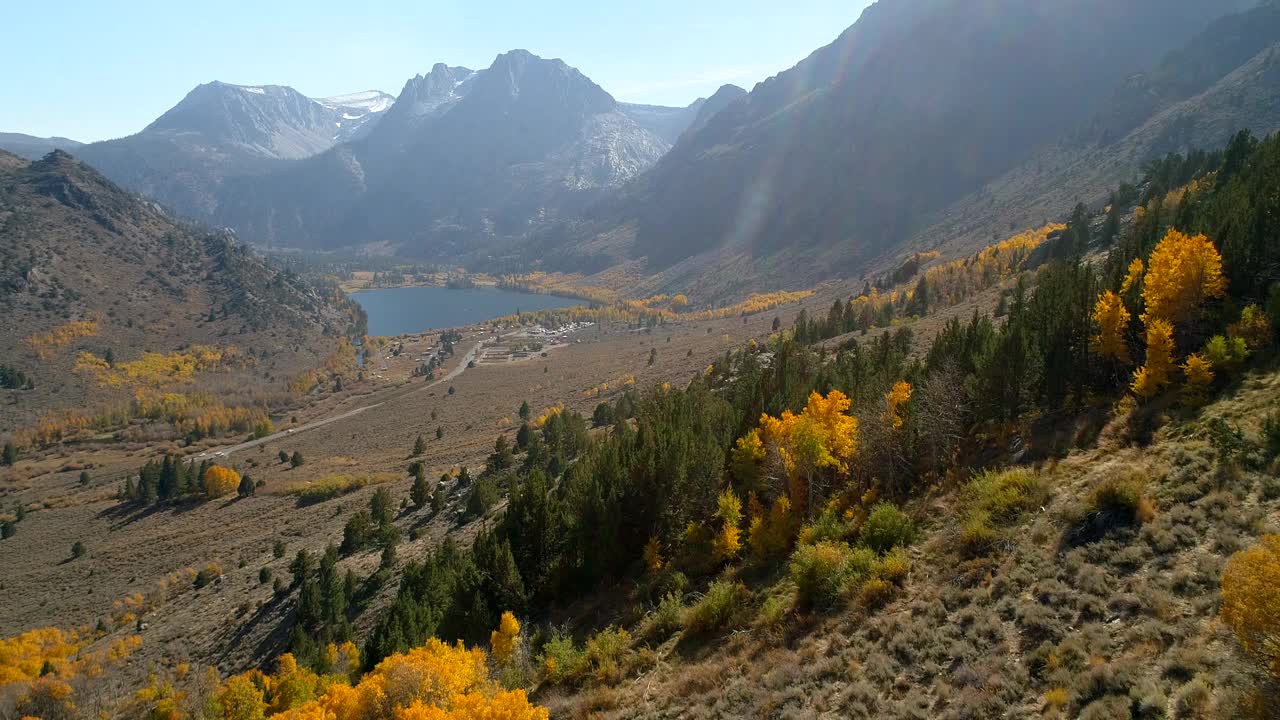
[0,132,84,160]
[208,50,701,253]
[68,81,393,219]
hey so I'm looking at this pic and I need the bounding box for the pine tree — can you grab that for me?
[279,450,290,464]
[432,484,448,515]
[412,434,426,457]
[518,400,530,420]
[436,426,444,440]
[411,468,430,510]
[3,442,16,466]
[290,451,304,468]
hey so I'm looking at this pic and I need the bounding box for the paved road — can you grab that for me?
[193,342,481,461]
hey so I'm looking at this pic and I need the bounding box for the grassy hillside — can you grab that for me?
[0,149,363,444]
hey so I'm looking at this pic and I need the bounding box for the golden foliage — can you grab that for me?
[0,627,86,684]
[205,465,242,499]
[489,612,520,666]
[712,490,743,562]
[756,390,858,516]
[24,318,100,359]
[1121,258,1144,295]
[918,224,1064,309]
[282,473,397,502]
[1090,290,1132,363]
[884,381,912,429]
[75,345,239,389]
[730,430,767,488]
[748,495,795,561]
[212,636,547,719]
[532,403,566,428]
[1181,354,1214,402]
[1222,535,1280,678]
[1132,317,1175,398]
[643,536,665,574]
[1141,229,1226,325]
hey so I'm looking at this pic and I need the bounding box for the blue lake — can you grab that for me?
[350,285,581,337]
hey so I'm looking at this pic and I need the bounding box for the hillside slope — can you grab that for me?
[0,149,360,434]
[905,4,1280,261]
[535,0,1256,295]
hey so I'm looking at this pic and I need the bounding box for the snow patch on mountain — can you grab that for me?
[315,90,395,114]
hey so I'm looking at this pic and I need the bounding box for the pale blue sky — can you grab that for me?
[2,0,873,142]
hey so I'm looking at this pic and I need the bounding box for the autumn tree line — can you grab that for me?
[313,130,1280,678]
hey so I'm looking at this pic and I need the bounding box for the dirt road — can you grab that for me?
[193,342,481,461]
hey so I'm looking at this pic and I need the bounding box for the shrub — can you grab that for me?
[646,592,684,640]
[875,547,911,585]
[71,541,85,559]
[285,473,396,504]
[684,580,748,634]
[859,577,895,609]
[1063,471,1153,545]
[194,562,221,589]
[798,505,852,546]
[1263,411,1280,459]
[541,633,587,684]
[1221,535,1280,678]
[860,503,915,553]
[273,540,287,558]
[959,467,1046,555]
[790,541,853,609]
[755,594,790,629]
[584,626,632,683]
[1088,472,1147,518]
[259,567,272,584]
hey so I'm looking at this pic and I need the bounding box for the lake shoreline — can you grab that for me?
[350,284,582,337]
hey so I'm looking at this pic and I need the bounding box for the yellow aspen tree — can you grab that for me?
[642,537,665,574]
[712,490,743,561]
[204,466,241,499]
[1121,258,1144,294]
[1132,318,1175,397]
[1141,229,1226,324]
[1091,290,1132,363]
[757,390,857,517]
[884,381,912,429]
[730,430,766,488]
[1222,535,1280,678]
[1181,354,1214,404]
[217,674,266,720]
[490,612,520,666]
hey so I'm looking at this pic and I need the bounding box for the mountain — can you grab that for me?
[211,50,687,253]
[0,149,360,432]
[676,84,748,142]
[905,1,1280,260]
[315,89,396,141]
[0,133,84,160]
[618,97,715,145]
[72,82,392,219]
[550,0,1259,286]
